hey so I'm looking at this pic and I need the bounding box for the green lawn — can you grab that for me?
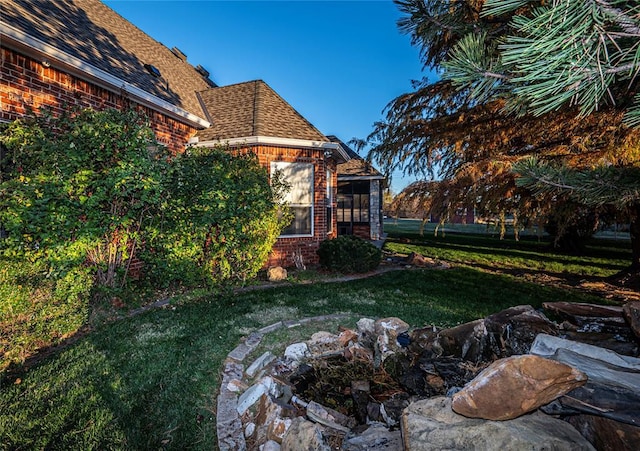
[0,228,629,450]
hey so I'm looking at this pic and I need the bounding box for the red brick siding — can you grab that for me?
[352,224,372,240]
[234,144,338,267]
[1,47,197,154]
[1,46,340,271]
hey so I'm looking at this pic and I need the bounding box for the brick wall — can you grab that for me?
[236,144,338,268]
[352,224,372,241]
[1,46,340,271]
[1,47,197,154]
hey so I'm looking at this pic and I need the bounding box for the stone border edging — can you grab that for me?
[216,313,352,451]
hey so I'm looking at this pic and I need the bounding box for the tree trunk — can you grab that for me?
[629,203,640,270]
[609,203,640,290]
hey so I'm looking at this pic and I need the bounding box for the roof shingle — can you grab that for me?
[2,0,214,119]
[196,80,328,142]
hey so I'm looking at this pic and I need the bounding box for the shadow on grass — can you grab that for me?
[0,268,608,450]
[385,234,630,275]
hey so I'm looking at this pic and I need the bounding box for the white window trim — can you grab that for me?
[271,161,314,238]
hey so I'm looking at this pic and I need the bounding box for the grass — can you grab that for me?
[385,219,630,278]
[0,225,630,450]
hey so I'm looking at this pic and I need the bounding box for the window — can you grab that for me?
[271,161,314,236]
[326,169,333,233]
[337,181,370,225]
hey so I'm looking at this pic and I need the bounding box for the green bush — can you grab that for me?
[317,235,382,273]
[0,107,286,370]
[145,146,285,287]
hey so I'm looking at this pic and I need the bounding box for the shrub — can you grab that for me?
[145,146,285,287]
[0,108,286,369]
[317,235,382,274]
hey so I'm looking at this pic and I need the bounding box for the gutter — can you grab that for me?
[1,24,211,129]
[195,135,350,161]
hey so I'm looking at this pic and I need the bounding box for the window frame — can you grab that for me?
[271,161,314,238]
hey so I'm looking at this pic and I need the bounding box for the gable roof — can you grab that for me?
[196,80,328,142]
[327,136,385,179]
[2,0,213,125]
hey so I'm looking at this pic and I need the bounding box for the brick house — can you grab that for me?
[0,0,381,267]
[194,80,348,266]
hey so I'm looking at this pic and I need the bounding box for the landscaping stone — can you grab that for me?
[307,331,342,356]
[261,440,281,451]
[566,414,640,451]
[237,377,282,415]
[530,333,640,370]
[237,384,268,416]
[342,422,402,450]
[623,301,640,340]
[284,342,309,362]
[259,322,284,334]
[451,354,587,420]
[484,305,558,357]
[435,318,488,362]
[402,396,595,450]
[267,266,288,282]
[226,378,249,393]
[267,417,293,443]
[219,314,635,450]
[373,317,409,365]
[541,383,640,426]
[281,417,331,451]
[356,318,376,349]
[217,389,246,451]
[246,351,276,378]
[543,301,624,320]
[244,422,256,438]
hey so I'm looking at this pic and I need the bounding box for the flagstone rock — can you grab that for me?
[566,414,640,451]
[342,422,402,450]
[530,333,640,372]
[541,383,640,427]
[402,396,595,451]
[267,417,293,444]
[307,331,342,356]
[246,351,276,378]
[373,317,409,365]
[267,266,287,282]
[451,354,587,420]
[484,305,558,357]
[356,318,376,350]
[281,417,331,451]
[435,318,489,362]
[284,342,309,362]
[261,440,281,451]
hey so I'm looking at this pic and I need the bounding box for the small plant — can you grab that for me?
[317,235,382,274]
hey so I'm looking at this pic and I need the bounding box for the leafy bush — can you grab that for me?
[0,107,286,370]
[0,108,164,289]
[145,146,285,286]
[317,235,382,273]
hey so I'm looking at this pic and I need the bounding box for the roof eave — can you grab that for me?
[338,175,385,181]
[2,24,210,129]
[195,135,350,160]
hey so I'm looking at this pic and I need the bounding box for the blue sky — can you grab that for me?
[104,0,433,192]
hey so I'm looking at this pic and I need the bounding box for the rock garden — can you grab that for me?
[217,301,640,450]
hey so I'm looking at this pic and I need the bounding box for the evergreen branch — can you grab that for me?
[514,157,640,207]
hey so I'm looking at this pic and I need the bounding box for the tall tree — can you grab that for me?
[369,0,640,273]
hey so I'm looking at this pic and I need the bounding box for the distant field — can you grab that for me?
[384,218,631,241]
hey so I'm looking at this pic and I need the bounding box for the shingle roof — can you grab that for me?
[196,80,328,142]
[327,136,384,179]
[2,0,214,119]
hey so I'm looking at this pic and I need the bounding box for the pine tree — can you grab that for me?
[368,0,640,276]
